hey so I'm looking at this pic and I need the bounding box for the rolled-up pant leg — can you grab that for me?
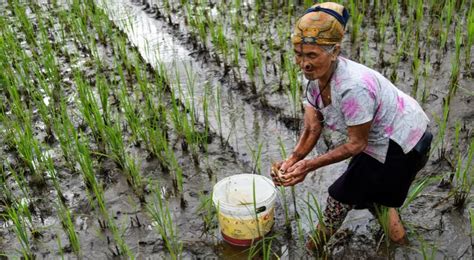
[322,195,354,233]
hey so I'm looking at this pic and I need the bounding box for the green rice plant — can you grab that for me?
[284,52,301,118]
[104,117,127,170]
[469,208,474,237]
[413,233,437,260]
[303,0,314,9]
[4,204,35,259]
[448,23,462,98]
[196,191,217,232]
[73,133,133,257]
[107,218,134,259]
[452,137,473,208]
[9,0,37,48]
[146,184,183,259]
[124,155,145,202]
[56,201,81,256]
[411,32,421,99]
[212,22,228,67]
[401,176,440,211]
[247,234,279,260]
[349,0,363,44]
[275,138,291,230]
[75,71,107,152]
[31,89,55,143]
[51,100,77,170]
[377,11,389,50]
[10,120,46,186]
[431,98,450,159]
[304,194,329,256]
[373,205,391,251]
[96,75,111,126]
[55,232,65,260]
[440,0,455,50]
[116,64,141,143]
[164,142,184,194]
[392,1,402,47]
[466,7,474,69]
[232,38,242,80]
[245,41,259,94]
[214,84,224,145]
[361,32,374,67]
[247,141,264,174]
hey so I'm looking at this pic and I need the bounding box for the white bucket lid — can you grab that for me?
[212,174,276,215]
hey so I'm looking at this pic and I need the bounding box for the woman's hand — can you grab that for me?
[270,158,298,186]
[281,159,315,186]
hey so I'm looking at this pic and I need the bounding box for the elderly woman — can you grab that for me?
[271,2,432,252]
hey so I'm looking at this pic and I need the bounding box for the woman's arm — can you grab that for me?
[281,105,324,171]
[281,120,371,186]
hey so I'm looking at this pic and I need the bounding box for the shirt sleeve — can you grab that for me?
[340,84,376,126]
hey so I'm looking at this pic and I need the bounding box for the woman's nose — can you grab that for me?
[304,63,312,70]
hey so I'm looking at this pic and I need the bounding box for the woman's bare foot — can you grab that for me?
[388,208,408,245]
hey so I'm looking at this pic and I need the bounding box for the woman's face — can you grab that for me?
[293,43,334,81]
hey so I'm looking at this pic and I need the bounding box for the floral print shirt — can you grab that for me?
[304,57,429,163]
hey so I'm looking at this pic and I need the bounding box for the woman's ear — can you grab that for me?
[332,44,341,60]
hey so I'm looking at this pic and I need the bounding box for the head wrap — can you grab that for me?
[292,2,349,45]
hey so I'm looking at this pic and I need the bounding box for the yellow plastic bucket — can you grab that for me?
[212,174,277,246]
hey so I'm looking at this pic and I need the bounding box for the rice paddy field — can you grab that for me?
[0,0,473,259]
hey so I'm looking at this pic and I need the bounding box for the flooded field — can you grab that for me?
[0,0,473,259]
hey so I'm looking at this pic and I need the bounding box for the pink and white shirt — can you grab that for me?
[304,57,429,163]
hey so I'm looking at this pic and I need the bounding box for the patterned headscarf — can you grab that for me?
[292,2,349,45]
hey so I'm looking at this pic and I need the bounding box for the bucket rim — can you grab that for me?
[212,174,277,210]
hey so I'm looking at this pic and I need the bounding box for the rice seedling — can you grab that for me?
[56,232,65,260]
[411,32,421,99]
[146,183,183,259]
[9,0,37,48]
[349,0,363,44]
[247,234,279,260]
[466,7,474,69]
[431,98,450,159]
[401,177,440,211]
[284,51,302,118]
[440,0,455,51]
[75,70,107,153]
[373,205,391,252]
[116,64,141,143]
[245,41,259,94]
[470,208,474,237]
[213,83,224,145]
[56,201,81,256]
[448,23,462,98]
[304,193,329,256]
[247,141,264,175]
[452,137,473,208]
[73,132,133,257]
[10,119,46,186]
[4,204,35,259]
[124,155,145,202]
[413,232,437,260]
[196,191,217,232]
[104,116,127,170]
[275,137,291,231]
[51,100,77,170]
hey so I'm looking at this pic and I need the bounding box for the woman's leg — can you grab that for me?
[368,205,407,244]
[306,195,353,251]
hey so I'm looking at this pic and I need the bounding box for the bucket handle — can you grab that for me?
[256,206,266,214]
